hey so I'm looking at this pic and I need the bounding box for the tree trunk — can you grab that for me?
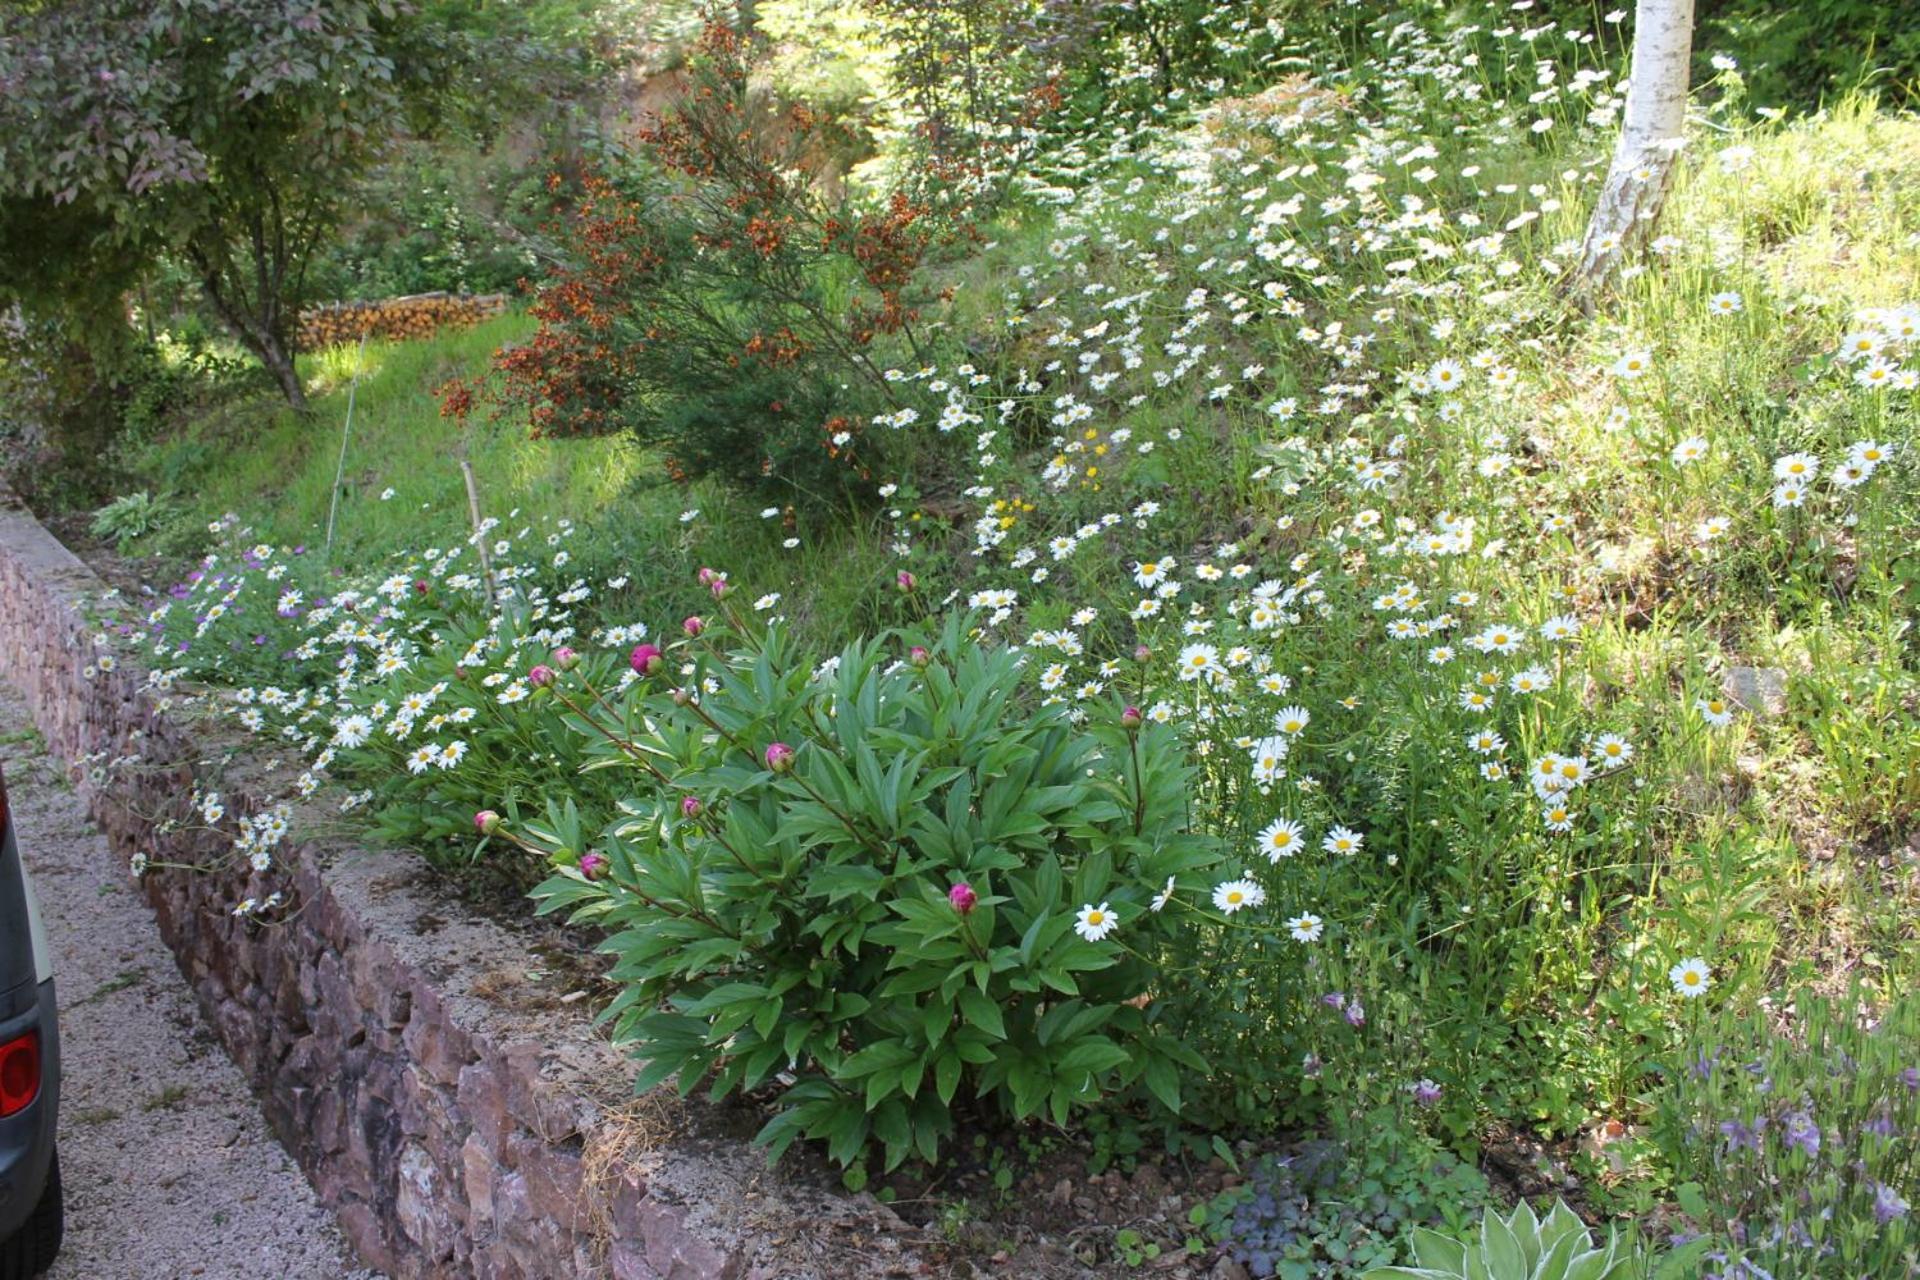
[258,329,308,411]
[1572,0,1696,291]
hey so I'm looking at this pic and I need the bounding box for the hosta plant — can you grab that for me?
[1364,1199,1708,1280]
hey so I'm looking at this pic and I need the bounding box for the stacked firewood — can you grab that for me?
[297,291,510,348]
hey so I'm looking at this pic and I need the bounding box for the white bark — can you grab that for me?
[1573,0,1696,288]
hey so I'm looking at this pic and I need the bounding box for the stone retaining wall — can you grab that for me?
[0,481,930,1279]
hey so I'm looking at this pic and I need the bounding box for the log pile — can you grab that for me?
[297,291,510,349]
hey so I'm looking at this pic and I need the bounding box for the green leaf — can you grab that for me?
[1650,1239,1711,1280]
[933,1051,963,1106]
[1141,1054,1183,1114]
[957,988,1007,1040]
[1482,1208,1527,1280]
[1409,1227,1466,1273]
[1673,1182,1711,1223]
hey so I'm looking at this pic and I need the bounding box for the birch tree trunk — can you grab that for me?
[1572,0,1696,290]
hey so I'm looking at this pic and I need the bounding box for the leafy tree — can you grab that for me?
[0,0,519,408]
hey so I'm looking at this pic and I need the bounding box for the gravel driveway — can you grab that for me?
[0,682,375,1280]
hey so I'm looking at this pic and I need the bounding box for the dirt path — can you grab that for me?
[0,683,375,1280]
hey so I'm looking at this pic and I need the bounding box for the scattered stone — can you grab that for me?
[1724,665,1788,716]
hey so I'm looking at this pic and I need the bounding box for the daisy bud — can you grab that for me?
[630,643,664,675]
[764,741,795,773]
[552,646,579,670]
[896,570,916,592]
[683,615,704,637]
[680,795,703,819]
[474,809,502,835]
[1133,644,1152,664]
[1120,705,1143,729]
[948,882,977,915]
[528,664,557,687]
[908,645,930,668]
[578,850,610,881]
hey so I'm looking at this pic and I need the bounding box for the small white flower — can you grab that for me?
[1074,902,1119,942]
[1211,879,1265,915]
[1669,957,1712,998]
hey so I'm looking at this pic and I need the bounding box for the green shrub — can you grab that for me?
[521,606,1226,1171]
[452,19,974,511]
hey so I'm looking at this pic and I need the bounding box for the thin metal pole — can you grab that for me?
[323,329,371,561]
[460,452,497,610]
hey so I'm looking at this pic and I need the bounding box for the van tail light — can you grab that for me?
[0,1030,40,1117]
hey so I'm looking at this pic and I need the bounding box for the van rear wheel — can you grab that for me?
[0,1147,62,1279]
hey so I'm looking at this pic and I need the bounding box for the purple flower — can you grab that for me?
[1874,1181,1909,1224]
[1783,1108,1820,1157]
[1344,1000,1366,1027]
[1902,1067,1919,1092]
[1719,1117,1762,1153]
[1320,991,1346,1010]
[1410,1078,1443,1107]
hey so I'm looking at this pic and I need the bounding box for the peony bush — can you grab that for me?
[509,603,1225,1169]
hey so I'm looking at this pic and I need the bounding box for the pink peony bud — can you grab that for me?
[696,567,720,587]
[475,810,502,835]
[1121,705,1143,729]
[710,577,732,599]
[680,795,703,818]
[414,579,430,595]
[630,643,664,676]
[579,851,610,880]
[552,646,579,670]
[896,570,916,592]
[948,882,977,915]
[764,741,795,773]
[528,664,557,687]
[1133,644,1152,664]
[682,615,704,637]
[908,645,930,668]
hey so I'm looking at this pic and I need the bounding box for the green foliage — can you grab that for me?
[90,492,176,550]
[1652,984,1919,1279]
[0,0,538,404]
[528,609,1225,1170]
[1212,1137,1492,1278]
[460,20,974,508]
[1362,1198,1706,1280]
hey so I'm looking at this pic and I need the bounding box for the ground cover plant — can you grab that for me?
[76,1,1919,1273]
